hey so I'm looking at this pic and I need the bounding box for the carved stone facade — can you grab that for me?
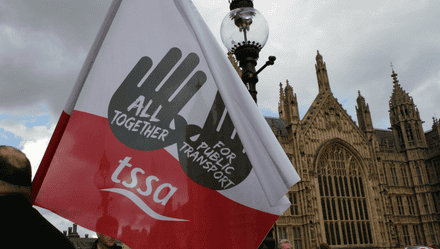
[266,51,440,248]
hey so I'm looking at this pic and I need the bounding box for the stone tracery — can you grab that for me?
[317,144,373,246]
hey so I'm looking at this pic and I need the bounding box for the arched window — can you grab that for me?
[405,123,414,141]
[416,126,422,140]
[415,161,423,186]
[396,126,404,148]
[317,145,373,246]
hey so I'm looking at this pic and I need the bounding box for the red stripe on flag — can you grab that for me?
[34,110,278,248]
[31,111,71,204]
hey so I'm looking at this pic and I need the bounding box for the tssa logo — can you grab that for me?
[101,157,188,222]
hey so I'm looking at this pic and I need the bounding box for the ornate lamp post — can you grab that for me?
[221,2,277,248]
[220,0,275,104]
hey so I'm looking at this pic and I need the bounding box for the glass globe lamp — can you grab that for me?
[220,7,269,54]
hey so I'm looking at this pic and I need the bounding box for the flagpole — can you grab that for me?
[31,0,123,204]
[64,0,123,114]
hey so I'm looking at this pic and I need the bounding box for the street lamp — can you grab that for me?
[221,3,277,248]
[220,0,275,104]
[221,1,276,248]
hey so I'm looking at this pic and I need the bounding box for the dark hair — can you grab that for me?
[0,146,32,186]
[96,215,119,234]
[319,243,330,249]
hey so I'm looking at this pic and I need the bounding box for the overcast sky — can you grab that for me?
[1,0,439,239]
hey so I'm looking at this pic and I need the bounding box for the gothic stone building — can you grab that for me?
[266,52,440,248]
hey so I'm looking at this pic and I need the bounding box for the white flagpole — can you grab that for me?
[64,0,123,114]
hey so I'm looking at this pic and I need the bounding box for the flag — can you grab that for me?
[33,0,301,248]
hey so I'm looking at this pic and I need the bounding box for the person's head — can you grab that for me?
[278,239,292,249]
[97,233,117,247]
[95,215,119,248]
[319,243,330,249]
[0,146,32,201]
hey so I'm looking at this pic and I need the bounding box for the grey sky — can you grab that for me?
[0,0,439,239]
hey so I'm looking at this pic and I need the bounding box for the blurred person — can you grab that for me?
[92,214,123,249]
[92,233,122,249]
[0,145,75,248]
[319,243,330,249]
[278,239,292,249]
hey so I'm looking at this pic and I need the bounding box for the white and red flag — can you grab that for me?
[32,0,300,248]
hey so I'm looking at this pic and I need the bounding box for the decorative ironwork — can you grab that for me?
[229,0,254,10]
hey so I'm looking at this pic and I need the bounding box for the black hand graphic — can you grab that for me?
[177,91,252,190]
[108,47,207,151]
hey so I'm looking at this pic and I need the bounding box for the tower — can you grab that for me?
[388,69,427,151]
[315,51,331,93]
[278,82,285,119]
[356,90,374,136]
[279,80,299,135]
